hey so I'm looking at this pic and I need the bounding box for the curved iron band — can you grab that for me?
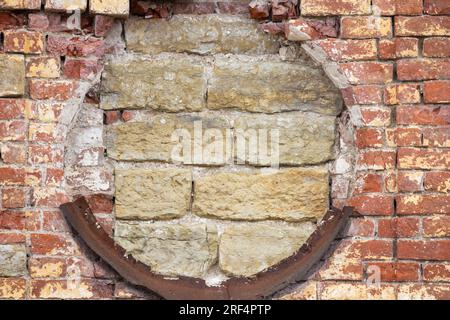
[60,197,352,300]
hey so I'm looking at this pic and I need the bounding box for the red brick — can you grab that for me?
[29,80,79,101]
[372,0,423,15]
[94,15,115,37]
[3,30,44,54]
[28,123,65,143]
[31,233,79,256]
[397,171,424,192]
[424,0,450,14]
[172,2,215,15]
[42,211,70,232]
[357,150,396,170]
[0,12,26,30]
[0,233,25,244]
[386,128,422,147]
[217,2,249,15]
[384,84,421,105]
[424,81,450,103]
[398,240,450,260]
[0,143,26,164]
[85,194,114,214]
[0,99,26,120]
[47,35,106,57]
[355,128,384,149]
[0,210,40,231]
[25,101,63,123]
[316,39,377,62]
[1,188,27,208]
[423,216,450,238]
[28,13,50,31]
[63,59,101,79]
[45,168,64,187]
[0,278,26,299]
[285,19,323,40]
[0,167,26,185]
[397,59,450,81]
[341,17,392,39]
[398,148,449,170]
[346,218,375,237]
[378,217,420,238]
[422,127,450,147]
[397,194,450,214]
[424,171,450,193]
[30,279,114,299]
[0,120,27,141]
[348,195,394,216]
[399,284,450,300]
[340,62,393,85]
[423,37,450,57]
[365,262,420,282]
[397,105,450,125]
[384,171,398,193]
[25,56,60,78]
[32,188,69,207]
[423,263,450,282]
[395,16,450,36]
[379,38,419,59]
[359,107,392,126]
[341,86,383,106]
[28,257,68,278]
[354,172,383,194]
[104,111,121,125]
[28,145,64,165]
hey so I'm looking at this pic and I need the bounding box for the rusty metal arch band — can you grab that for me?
[60,197,352,300]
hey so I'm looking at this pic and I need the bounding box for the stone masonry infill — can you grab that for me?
[62,14,345,280]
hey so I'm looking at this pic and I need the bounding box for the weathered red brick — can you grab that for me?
[217,2,249,15]
[424,0,450,14]
[348,195,394,216]
[397,59,450,81]
[28,13,50,31]
[354,172,383,194]
[85,194,114,214]
[345,218,375,237]
[379,38,419,59]
[316,39,377,61]
[1,188,27,208]
[31,233,79,256]
[28,123,65,143]
[94,15,115,37]
[28,145,64,165]
[398,148,449,170]
[359,106,392,126]
[25,56,60,78]
[397,106,450,125]
[340,62,393,85]
[47,35,106,57]
[372,0,423,15]
[0,278,26,299]
[422,127,450,147]
[365,262,420,282]
[341,17,392,39]
[63,59,101,79]
[0,120,27,141]
[397,194,450,214]
[29,80,79,101]
[386,127,422,147]
[395,16,450,36]
[29,257,68,278]
[45,168,64,187]
[384,84,421,105]
[25,101,63,123]
[42,211,70,232]
[423,263,450,282]
[357,150,396,170]
[424,81,450,103]
[0,143,26,164]
[398,240,450,260]
[32,187,69,207]
[378,217,420,238]
[341,86,383,106]
[0,233,25,244]
[0,99,26,120]
[30,279,114,299]
[396,171,424,192]
[301,0,371,16]
[3,29,44,54]
[0,12,26,30]
[423,216,450,238]
[398,283,450,300]
[423,37,450,57]
[355,128,384,149]
[424,171,450,193]
[104,111,121,125]
[0,210,40,231]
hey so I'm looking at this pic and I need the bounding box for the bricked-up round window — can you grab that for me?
[72,15,343,284]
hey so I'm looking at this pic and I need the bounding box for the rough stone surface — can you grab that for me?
[0,54,25,97]
[106,114,231,165]
[115,168,192,220]
[45,0,88,12]
[125,15,280,55]
[0,0,41,10]
[90,0,129,16]
[115,221,218,278]
[235,112,336,166]
[193,167,329,222]
[0,244,27,277]
[208,55,342,115]
[100,55,207,112]
[219,222,315,277]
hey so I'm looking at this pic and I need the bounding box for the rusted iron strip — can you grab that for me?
[60,197,352,300]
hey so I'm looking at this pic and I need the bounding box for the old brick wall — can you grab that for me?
[0,0,449,300]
